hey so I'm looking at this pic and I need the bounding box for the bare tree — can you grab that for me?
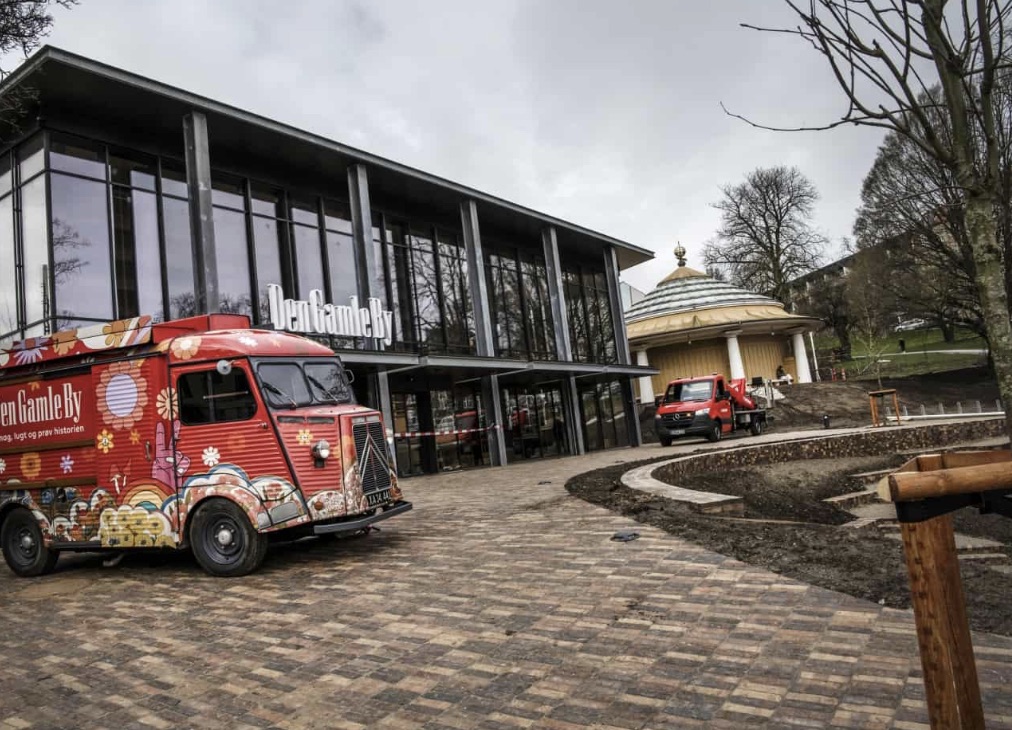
[704,166,826,304]
[0,1,77,137]
[847,243,897,387]
[730,0,1012,438]
[853,78,1012,342]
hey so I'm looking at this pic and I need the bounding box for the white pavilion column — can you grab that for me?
[724,331,745,381]
[636,350,655,405]
[792,331,813,383]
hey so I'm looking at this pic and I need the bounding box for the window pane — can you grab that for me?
[258,363,312,408]
[0,196,15,340]
[17,134,44,183]
[164,196,195,318]
[110,150,156,190]
[113,188,163,321]
[20,176,48,336]
[327,229,356,301]
[161,161,189,198]
[211,175,246,211]
[0,152,12,198]
[251,184,283,217]
[325,199,352,233]
[293,222,324,297]
[410,234,442,350]
[290,197,318,226]
[252,215,282,324]
[50,135,106,179]
[178,369,257,425]
[212,207,252,315]
[51,173,113,326]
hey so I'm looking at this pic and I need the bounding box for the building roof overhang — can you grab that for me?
[1,47,653,270]
[627,305,824,349]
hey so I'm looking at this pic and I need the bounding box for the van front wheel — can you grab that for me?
[190,499,267,577]
[706,422,722,443]
[1,508,58,577]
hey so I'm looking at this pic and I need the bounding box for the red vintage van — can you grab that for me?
[0,314,410,577]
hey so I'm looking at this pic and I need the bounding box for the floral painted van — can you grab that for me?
[0,314,410,577]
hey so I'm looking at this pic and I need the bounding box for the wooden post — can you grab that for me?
[900,515,984,729]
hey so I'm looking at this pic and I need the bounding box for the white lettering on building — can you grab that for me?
[267,284,394,346]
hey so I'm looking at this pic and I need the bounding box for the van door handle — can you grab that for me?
[144,441,152,461]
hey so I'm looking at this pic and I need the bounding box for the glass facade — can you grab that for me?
[484,242,557,361]
[564,263,617,364]
[378,217,475,355]
[0,121,637,473]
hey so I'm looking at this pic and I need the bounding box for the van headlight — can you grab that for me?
[695,408,709,416]
[312,440,331,460]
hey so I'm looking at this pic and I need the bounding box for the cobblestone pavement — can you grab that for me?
[2,439,1012,729]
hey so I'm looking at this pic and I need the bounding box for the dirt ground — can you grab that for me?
[566,446,1012,637]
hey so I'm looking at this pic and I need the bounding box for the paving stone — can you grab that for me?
[1,441,1011,728]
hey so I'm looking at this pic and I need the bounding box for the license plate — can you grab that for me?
[367,489,391,507]
[671,429,685,436]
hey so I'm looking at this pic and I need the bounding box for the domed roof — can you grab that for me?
[626,264,778,323]
[625,247,821,346]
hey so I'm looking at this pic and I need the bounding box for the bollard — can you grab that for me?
[903,405,909,419]
[939,403,945,415]
[822,414,831,429]
[957,401,963,415]
[920,404,926,417]
[976,400,982,414]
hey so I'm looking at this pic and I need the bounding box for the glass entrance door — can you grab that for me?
[502,383,568,461]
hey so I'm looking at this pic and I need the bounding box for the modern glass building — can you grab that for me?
[0,47,655,476]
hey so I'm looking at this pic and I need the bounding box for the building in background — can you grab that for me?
[624,246,822,404]
[0,47,656,476]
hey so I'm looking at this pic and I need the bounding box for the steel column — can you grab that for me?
[460,199,494,358]
[182,111,218,313]
[621,376,642,447]
[348,164,376,302]
[482,373,509,466]
[541,226,573,361]
[565,375,586,455]
[376,371,397,474]
[603,244,631,365]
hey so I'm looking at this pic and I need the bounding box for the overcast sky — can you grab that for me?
[33,0,888,292]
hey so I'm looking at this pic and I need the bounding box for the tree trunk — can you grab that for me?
[964,195,1012,439]
[940,319,956,343]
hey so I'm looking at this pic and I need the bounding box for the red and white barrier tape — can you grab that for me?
[393,423,500,438]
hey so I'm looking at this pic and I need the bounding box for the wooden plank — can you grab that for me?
[888,461,1012,502]
[877,455,927,501]
[900,516,984,729]
[942,449,1012,469]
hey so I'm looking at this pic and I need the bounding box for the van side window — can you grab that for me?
[177,369,257,425]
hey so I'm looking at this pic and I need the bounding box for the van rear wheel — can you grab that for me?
[190,499,267,577]
[1,508,58,577]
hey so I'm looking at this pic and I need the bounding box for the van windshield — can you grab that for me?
[664,380,712,403]
[256,359,354,409]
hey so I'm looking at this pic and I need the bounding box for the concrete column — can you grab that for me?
[482,374,509,466]
[635,350,655,405]
[603,245,631,365]
[792,331,813,383]
[376,371,397,474]
[460,200,494,358]
[541,226,573,361]
[348,164,376,303]
[182,111,218,313]
[564,376,586,455]
[725,331,745,381]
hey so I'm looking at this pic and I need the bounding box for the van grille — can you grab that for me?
[353,421,392,495]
